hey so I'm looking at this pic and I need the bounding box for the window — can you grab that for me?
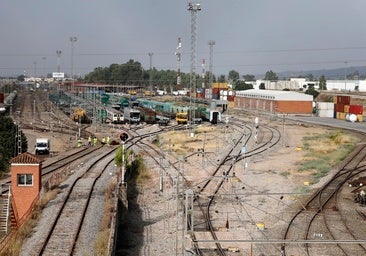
[17,174,33,186]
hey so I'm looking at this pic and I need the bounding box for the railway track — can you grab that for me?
[189,122,282,255]
[283,144,366,256]
[32,146,116,256]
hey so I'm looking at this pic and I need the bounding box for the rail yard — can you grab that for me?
[0,83,366,256]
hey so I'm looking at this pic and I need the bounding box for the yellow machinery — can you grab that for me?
[71,108,90,123]
[176,112,188,124]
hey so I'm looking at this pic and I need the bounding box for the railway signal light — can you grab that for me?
[120,132,128,142]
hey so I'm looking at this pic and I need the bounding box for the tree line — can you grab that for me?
[83,60,331,93]
[0,116,28,176]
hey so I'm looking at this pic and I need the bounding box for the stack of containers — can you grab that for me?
[220,89,235,108]
[212,82,228,99]
[204,88,212,99]
[334,95,364,122]
[196,88,204,99]
[348,105,363,122]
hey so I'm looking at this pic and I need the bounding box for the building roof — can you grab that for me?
[10,152,43,164]
[235,89,313,101]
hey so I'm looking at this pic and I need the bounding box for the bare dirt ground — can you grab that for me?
[21,116,363,256]
[117,118,362,256]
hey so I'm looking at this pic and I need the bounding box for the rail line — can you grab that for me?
[190,122,281,255]
[35,147,116,255]
[283,143,366,256]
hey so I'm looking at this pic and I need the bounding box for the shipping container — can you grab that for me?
[357,114,363,122]
[334,95,351,105]
[196,92,204,98]
[317,102,334,110]
[227,95,235,102]
[212,87,220,94]
[318,109,334,118]
[344,105,350,113]
[336,112,347,120]
[349,105,363,115]
[212,82,228,89]
[334,103,345,113]
[220,89,228,96]
[228,101,235,109]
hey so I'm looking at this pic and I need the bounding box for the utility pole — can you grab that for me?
[208,40,215,91]
[70,36,77,93]
[33,61,37,78]
[187,2,201,137]
[201,58,205,97]
[148,52,153,94]
[42,57,47,78]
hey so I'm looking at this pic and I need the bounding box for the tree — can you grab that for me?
[0,117,28,176]
[319,75,327,90]
[259,83,266,90]
[305,73,314,81]
[264,70,278,81]
[242,74,255,81]
[217,75,226,83]
[305,84,320,98]
[234,80,253,90]
[228,70,239,82]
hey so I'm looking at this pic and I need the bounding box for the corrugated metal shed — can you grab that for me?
[236,89,313,101]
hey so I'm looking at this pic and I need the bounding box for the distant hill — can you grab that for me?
[261,66,366,80]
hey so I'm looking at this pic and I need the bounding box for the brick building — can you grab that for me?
[235,89,313,114]
[10,152,42,226]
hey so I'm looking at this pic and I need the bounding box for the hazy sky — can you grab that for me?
[1,0,366,78]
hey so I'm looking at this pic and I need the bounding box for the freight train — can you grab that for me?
[104,95,222,125]
[134,98,222,124]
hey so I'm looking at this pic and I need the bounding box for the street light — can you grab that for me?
[69,37,77,119]
[42,57,47,78]
[70,36,77,93]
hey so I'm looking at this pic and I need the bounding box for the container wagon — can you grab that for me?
[137,107,156,124]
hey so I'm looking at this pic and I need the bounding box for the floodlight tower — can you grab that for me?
[208,40,215,91]
[175,37,182,87]
[187,2,201,136]
[56,50,62,73]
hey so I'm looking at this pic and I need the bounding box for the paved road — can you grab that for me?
[287,115,366,134]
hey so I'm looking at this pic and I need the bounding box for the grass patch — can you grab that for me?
[298,130,359,183]
[93,181,116,256]
[280,171,291,178]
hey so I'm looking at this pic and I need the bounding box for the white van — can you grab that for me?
[35,138,50,155]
